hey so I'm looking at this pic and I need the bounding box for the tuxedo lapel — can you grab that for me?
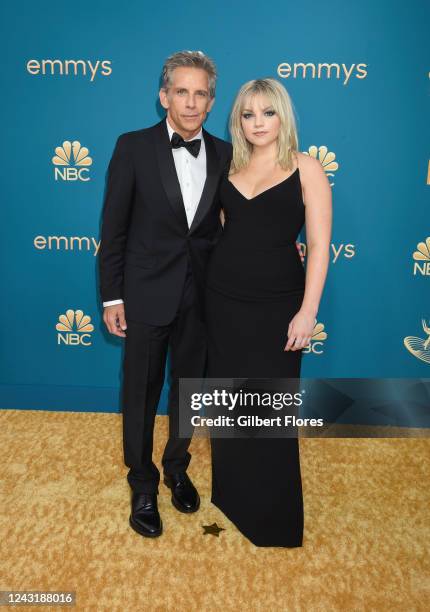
[189,128,220,234]
[153,120,189,232]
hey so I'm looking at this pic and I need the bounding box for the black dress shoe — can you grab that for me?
[129,491,162,537]
[163,472,200,513]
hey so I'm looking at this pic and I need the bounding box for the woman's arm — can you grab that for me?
[300,154,332,317]
[285,154,332,351]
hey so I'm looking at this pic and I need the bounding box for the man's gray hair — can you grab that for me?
[161,50,217,98]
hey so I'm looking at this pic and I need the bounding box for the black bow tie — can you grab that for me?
[171,132,201,158]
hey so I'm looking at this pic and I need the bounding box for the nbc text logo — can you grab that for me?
[303,146,338,186]
[404,319,430,364]
[56,309,94,346]
[303,321,328,355]
[52,141,92,181]
[412,238,430,276]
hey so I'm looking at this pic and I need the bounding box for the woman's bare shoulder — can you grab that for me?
[295,151,325,177]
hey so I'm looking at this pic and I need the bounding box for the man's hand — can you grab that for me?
[103,303,127,337]
[296,242,305,264]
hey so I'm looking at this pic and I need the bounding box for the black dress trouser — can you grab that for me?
[121,262,207,494]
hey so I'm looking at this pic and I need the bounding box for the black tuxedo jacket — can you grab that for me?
[98,119,232,325]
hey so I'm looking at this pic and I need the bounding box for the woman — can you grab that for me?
[205,78,332,547]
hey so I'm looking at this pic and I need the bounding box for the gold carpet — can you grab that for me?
[0,409,429,611]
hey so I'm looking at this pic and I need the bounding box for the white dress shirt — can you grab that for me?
[103,118,207,307]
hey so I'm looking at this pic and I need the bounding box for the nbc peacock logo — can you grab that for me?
[412,237,430,276]
[403,319,430,364]
[303,320,328,355]
[303,146,338,186]
[56,309,94,346]
[52,140,92,182]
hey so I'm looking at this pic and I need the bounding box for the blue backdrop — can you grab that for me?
[1,0,429,412]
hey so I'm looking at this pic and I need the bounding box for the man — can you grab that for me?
[98,50,232,538]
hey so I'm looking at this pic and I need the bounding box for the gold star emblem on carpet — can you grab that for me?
[202,522,225,537]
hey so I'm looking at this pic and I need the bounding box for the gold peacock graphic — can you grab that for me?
[412,238,430,261]
[52,141,93,167]
[56,309,94,333]
[311,321,327,343]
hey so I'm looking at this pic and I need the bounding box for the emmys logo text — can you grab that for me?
[277,61,368,85]
[26,59,112,81]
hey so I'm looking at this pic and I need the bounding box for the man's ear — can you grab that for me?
[159,88,169,110]
[208,96,215,112]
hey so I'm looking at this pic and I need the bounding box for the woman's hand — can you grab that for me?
[284,309,316,351]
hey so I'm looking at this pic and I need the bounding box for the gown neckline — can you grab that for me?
[226,167,299,201]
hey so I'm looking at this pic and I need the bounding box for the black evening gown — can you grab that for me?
[205,165,306,547]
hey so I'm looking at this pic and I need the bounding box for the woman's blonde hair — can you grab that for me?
[229,78,299,174]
